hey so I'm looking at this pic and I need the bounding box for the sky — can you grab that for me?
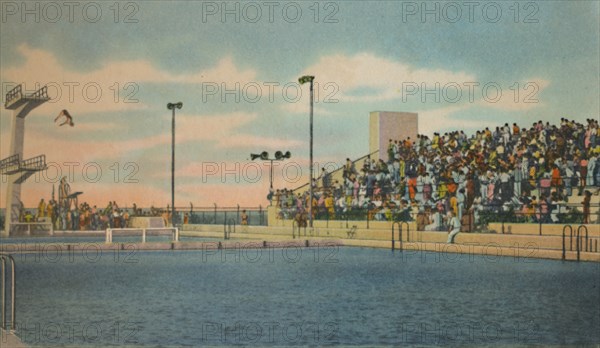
[0,0,599,209]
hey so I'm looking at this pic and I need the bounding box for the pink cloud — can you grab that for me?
[2,180,169,209]
[1,44,258,116]
[215,134,303,149]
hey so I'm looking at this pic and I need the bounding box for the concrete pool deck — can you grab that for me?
[179,228,600,262]
[1,329,27,348]
[1,223,598,262]
[181,222,600,262]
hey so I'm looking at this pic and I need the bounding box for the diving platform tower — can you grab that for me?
[1,85,49,236]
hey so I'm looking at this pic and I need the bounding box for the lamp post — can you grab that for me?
[167,102,182,227]
[298,75,315,227]
[251,151,291,205]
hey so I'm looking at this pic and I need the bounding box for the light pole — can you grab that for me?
[299,75,315,227]
[250,151,291,205]
[167,102,182,227]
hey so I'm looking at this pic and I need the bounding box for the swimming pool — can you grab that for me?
[8,246,600,347]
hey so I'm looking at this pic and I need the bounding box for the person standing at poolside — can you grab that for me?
[582,190,592,224]
[447,211,461,244]
[586,153,596,187]
[579,155,588,194]
[564,163,574,196]
[47,200,54,224]
[456,189,465,221]
[37,198,46,220]
[241,210,248,225]
[60,203,68,230]
[425,206,443,231]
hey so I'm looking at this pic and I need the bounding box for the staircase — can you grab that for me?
[292,150,379,195]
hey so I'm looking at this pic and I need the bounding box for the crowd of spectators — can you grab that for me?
[276,118,599,228]
[19,199,171,231]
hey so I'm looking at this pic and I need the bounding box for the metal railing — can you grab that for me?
[277,206,413,226]
[178,205,266,226]
[574,225,598,255]
[21,154,46,171]
[8,222,54,235]
[105,227,179,243]
[30,85,49,100]
[0,154,20,174]
[562,224,598,261]
[0,253,16,331]
[275,201,599,233]
[0,154,46,176]
[391,221,409,252]
[4,84,49,107]
[0,205,267,231]
[291,150,380,194]
[576,225,581,262]
[224,218,235,240]
[562,225,571,260]
[4,85,22,107]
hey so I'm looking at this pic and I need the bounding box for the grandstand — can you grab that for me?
[282,113,599,229]
[185,112,595,262]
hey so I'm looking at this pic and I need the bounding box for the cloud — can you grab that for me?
[174,112,302,149]
[1,44,258,116]
[6,180,171,209]
[286,54,552,119]
[22,128,169,163]
[175,111,257,143]
[0,111,170,162]
[0,111,301,162]
[416,78,551,136]
[50,121,118,132]
[3,44,257,85]
[154,160,260,180]
[279,100,337,116]
[215,134,303,149]
[176,183,272,207]
[1,45,146,114]
[417,103,486,136]
[476,78,550,111]
[295,52,477,103]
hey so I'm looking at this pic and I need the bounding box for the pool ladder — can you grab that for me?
[391,222,410,252]
[0,253,16,331]
[562,225,598,262]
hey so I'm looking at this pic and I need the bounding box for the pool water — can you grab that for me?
[8,247,600,347]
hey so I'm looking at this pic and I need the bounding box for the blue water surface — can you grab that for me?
[7,246,600,347]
